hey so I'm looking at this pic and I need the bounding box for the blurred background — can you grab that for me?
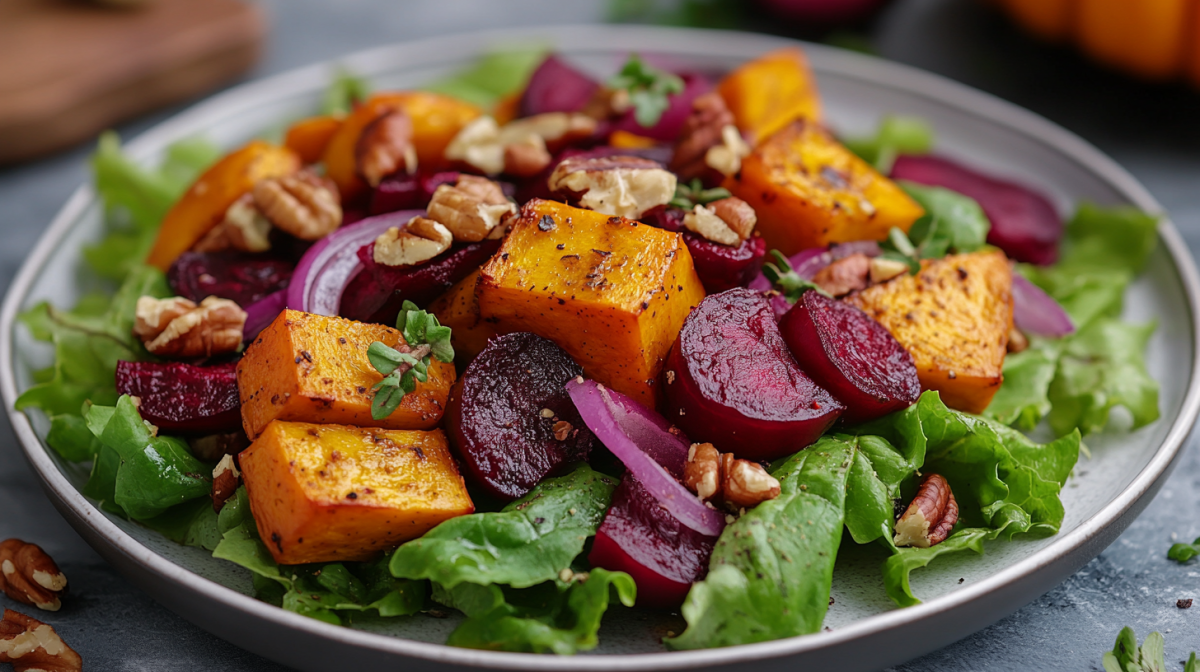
[3,0,1200,669]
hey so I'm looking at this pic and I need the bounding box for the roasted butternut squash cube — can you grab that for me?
[477,199,705,406]
[725,119,924,256]
[240,421,473,564]
[284,114,343,164]
[716,47,823,144]
[146,141,301,270]
[237,310,455,439]
[845,251,1013,414]
[427,269,498,364]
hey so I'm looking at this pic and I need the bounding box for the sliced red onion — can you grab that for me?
[242,290,287,342]
[566,378,724,537]
[1012,274,1075,338]
[287,210,421,315]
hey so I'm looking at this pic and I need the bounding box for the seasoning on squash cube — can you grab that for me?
[725,119,925,256]
[237,309,455,439]
[239,421,473,564]
[477,199,706,406]
[845,250,1014,414]
[716,46,823,144]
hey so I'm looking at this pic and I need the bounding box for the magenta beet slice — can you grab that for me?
[604,72,711,143]
[684,232,767,294]
[338,239,500,323]
[446,332,594,501]
[520,55,599,116]
[115,361,241,434]
[891,154,1062,265]
[779,291,920,424]
[168,252,293,306]
[588,473,716,609]
[663,288,843,460]
[368,171,461,216]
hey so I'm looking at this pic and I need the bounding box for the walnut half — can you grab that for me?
[548,155,676,220]
[893,473,959,548]
[372,217,453,267]
[134,296,246,358]
[0,608,82,672]
[683,442,781,511]
[253,169,342,241]
[426,175,516,242]
[682,197,757,246]
[0,539,67,612]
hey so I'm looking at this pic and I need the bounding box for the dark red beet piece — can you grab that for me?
[445,332,594,501]
[368,171,461,215]
[684,232,767,294]
[168,252,293,306]
[603,73,711,143]
[663,288,843,460]
[779,291,920,424]
[588,473,716,609]
[520,55,599,117]
[338,239,501,323]
[891,154,1063,265]
[115,361,241,434]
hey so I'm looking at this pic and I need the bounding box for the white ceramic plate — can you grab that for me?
[3,25,1199,672]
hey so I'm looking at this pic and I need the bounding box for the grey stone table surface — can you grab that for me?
[3,0,1200,669]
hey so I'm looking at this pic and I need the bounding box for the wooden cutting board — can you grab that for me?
[0,0,264,165]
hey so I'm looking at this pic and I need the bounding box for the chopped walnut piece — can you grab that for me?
[372,217,453,267]
[581,86,632,120]
[708,197,757,241]
[0,609,82,672]
[445,113,595,176]
[134,296,247,358]
[548,155,676,219]
[426,175,516,242]
[683,204,740,246]
[894,473,959,548]
[253,169,342,241]
[1007,327,1029,353]
[0,540,67,612]
[193,193,272,253]
[670,91,736,181]
[868,256,909,284]
[356,108,417,187]
[683,442,780,511]
[552,420,573,441]
[211,454,241,513]
[445,116,505,175]
[503,136,552,177]
[812,253,872,297]
[705,124,752,177]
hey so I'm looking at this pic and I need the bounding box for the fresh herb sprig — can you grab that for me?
[607,54,684,128]
[669,178,732,210]
[1169,536,1200,563]
[761,250,830,302]
[367,301,454,420]
[1102,626,1197,672]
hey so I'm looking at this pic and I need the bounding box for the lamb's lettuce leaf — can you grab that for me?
[844,115,934,172]
[899,181,990,256]
[1047,319,1159,436]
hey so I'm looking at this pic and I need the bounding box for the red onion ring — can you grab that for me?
[287,210,421,315]
[566,378,724,537]
[1012,273,1075,337]
[242,290,287,342]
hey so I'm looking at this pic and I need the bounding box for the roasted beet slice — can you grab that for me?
[891,154,1063,265]
[168,252,294,306]
[663,288,842,460]
[520,55,599,116]
[338,239,500,323]
[588,473,716,609]
[779,291,920,424]
[603,72,711,143]
[115,361,241,434]
[684,232,767,294]
[368,171,461,216]
[445,332,594,501]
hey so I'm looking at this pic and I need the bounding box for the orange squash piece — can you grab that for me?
[240,421,473,564]
[237,309,455,439]
[716,47,822,144]
[845,250,1013,414]
[998,0,1074,41]
[146,141,300,270]
[1075,0,1189,80]
[322,91,481,202]
[284,115,344,164]
[427,269,498,364]
[609,130,659,149]
[725,119,924,256]
[492,90,523,126]
[477,199,705,406]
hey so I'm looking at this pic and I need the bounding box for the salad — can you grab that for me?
[15,45,1162,654]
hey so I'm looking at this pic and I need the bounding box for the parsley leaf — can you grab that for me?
[607,54,684,128]
[367,300,454,420]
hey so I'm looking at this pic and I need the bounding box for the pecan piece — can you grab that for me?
[683,443,780,511]
[683,196,757,246]
[193,193,273,253]
[0,608,82,672]
[548,155,676,219]
[581,86,632,120]
[670,91,736,181]
[356,108,417,187]
[372,217,453,267]
[812,253,872,297]
[894,473,959,548]
[134,296,247,358]
[426,175,516,242]
[253,169,342,241]
[211,454,241,513]
[0,540,67,612]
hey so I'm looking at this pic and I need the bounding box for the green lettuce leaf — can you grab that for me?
[142,498,222,551]
[438,569,636,654]
[1048,319,1160,437]
[424,50,547,109]
[899,181,990,255]
[212,487,425,625]
[320,68,371,117]
[390,464,617,589]
[881,527,990,607]
[983,346,1059,430]
[83,395,211,520]
[666,438,854,649]
[843,115,934,172]
[45,412,102,462]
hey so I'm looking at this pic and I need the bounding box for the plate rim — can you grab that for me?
[3,23,1199,670]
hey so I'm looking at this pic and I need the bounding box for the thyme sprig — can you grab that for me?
[761,250,830,303]
[367,301,454,420]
